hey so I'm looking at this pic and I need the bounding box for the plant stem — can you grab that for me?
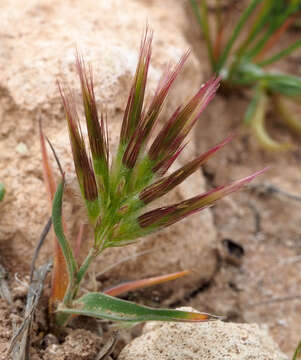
[55,247,100,327]
[76,248,98,289]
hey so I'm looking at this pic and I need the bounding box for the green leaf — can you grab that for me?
[52,179,78,304]
[236,0,274,57]
[57,292,219,323]
[246,2,300,60]
[216,0,263,71]
[293,341,301,360]
[258,38,301,67]
[248,90,290,150]
[264,73,301,97]
[244,87,261,124]
[189,0,215,70]
[273,95,301,134]
[0,183,5,202]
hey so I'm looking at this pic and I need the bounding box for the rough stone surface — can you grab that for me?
[118,307,288,360]
[186,93,301,356]
[42,329,102,360]
[0,0,216,303]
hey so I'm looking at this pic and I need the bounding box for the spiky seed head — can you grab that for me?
[148,77,220,174]
[120,28,153,145]
[58,83,98,202]
[59,30,266,254]
[76,54,109,168]
[140,136,233,204]
[138,169,267,230]
[122,51,190,169]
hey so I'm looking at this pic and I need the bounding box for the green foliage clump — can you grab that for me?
[190,0,301,149]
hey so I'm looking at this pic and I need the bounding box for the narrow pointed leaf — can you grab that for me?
[39,121,69,304]
[0,183,5,202]
[57,292,218,323]
[52,179,78,305]
[189,0,215,70]
[258,36,301,68]
[249,90,291,150]
[246,2,300,60]
[216,0,262,71]
[254,15,296,60]
[273,95,301,134]
[39,120,57,201]
[104,270,190,297]
[293,341,301,360]
[236,0,274,57]
[264,73,301,97]
[244,86,261,124]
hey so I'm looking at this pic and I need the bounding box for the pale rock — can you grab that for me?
[118,307,288,360]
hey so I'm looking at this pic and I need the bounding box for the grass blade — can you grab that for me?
[216,0,263,71]
[264,73,301,97]
[0,183,5,202]
[272,95,301,134]
[246,4,299,60]
[236,0,274,57]
[52,179,78,305]
[190,0,215,70]
[39,120,69,304]
[293,341,301,360]
[255,15,296,61]
[58,292,219,323]
[244,86,261,124]
[249,90,290,150]
[104,270,190,297]
[258,38,301,67]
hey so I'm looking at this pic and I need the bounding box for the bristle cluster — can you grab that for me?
[140,136,232,204]
[59,29,265,249]
[76,54,109,168]
[148,77,220,174]
[58,84,98,203]
[122,50,190,169]
[138,169,266,231]
[120,29,153,145]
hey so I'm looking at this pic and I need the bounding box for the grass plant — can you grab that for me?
[190,0,301,149]
[47,29,265,327]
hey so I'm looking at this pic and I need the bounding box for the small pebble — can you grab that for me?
[43,333,59,346]
[16,142,29,156]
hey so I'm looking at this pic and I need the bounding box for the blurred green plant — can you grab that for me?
[293,341,301,359]
[190,0,301,149]
[49,30,265,327]
[0,183,5,202]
